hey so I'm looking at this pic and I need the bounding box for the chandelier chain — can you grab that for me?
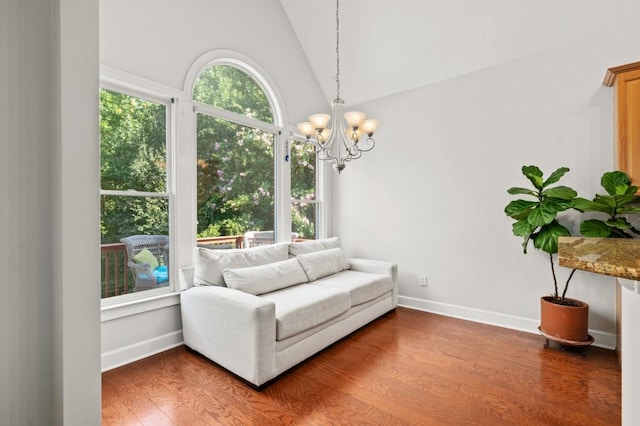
[335,0,340,100]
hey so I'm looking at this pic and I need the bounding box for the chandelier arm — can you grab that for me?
[318,149,340,168]
[355,137,376,152]
[343,150,362,163]
[345,143,359,157]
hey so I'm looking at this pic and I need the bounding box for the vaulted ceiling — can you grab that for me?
[280,0,640,107]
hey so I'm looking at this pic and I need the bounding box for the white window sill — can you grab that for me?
[101,291,181,322]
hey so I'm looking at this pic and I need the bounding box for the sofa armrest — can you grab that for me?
[180,286,277,386]
[348,258,395,276]
[349,258,398,307]
[179,266,195,291]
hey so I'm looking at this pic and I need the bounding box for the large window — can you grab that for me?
[196,115,275,238]
[99,87,173,299]
[194,64,284,248]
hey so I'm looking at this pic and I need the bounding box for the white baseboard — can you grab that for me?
[101,330,184,372]
[100,297,615,372]
[398,295,616,350]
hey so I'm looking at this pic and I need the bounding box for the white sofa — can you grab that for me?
[179,238,398,389]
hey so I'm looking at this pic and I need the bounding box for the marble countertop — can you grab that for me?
[558,237,640,280]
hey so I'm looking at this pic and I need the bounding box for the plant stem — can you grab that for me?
[561,268,577,300]
[549,253,559,299]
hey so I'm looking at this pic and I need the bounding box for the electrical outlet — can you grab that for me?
[419,275,428,286]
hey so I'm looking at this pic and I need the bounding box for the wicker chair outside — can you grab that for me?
[120,235,169,291]
[243,231,299,248]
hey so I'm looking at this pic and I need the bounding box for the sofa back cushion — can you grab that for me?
[288,237,340,256]
[296,247,350,281]
[193,242,289,286]
[223,258,308,295]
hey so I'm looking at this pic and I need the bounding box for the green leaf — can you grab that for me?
[593,194,617,209]
[572,197,611,213]
[541,186,577,200]
[527,205,556,226]
[533,221,571,254]
[580,219,612,238]
[505,200,538,219]
[601,171,631,195]
[606,218,632,230]
[544,198,573,213]
[542,167,570,188]
[507,187,538,197]
[612,193,636,208]
[512,219,537,237]
[522,165,543,190]
[617,205,640,214]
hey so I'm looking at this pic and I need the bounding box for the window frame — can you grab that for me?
[97,52,328,316]
[289,136,321,240]
[99,76,178,309]
[190,58,323,247]
[194,104,279,240]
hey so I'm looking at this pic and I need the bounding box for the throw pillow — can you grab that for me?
[223,258,308,295]
[296,247,350,281]
[132,247,159,270]
[193,242,289,286]
[288,237,340,256]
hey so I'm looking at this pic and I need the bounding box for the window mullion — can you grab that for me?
[100,190,169,198]
[193,101,283,135]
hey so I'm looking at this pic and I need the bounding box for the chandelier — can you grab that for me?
[296,0,379,174]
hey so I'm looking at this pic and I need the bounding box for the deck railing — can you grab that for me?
[101,235,245,298]
[101,243,131,298]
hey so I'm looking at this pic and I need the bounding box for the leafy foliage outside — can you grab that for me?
[193,65,273,123]
[194,65,317,239]
[291,141,317,239]
[100,89,169,244]
[196,114,275,237]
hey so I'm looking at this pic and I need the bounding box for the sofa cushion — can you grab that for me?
[223,258,308,295]
[296,247,350,282]
[311,270,393,307]
[260,284,351,341]
[193,243,289,286]
[288,237,340,256]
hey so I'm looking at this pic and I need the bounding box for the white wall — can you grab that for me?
[100,0,327,125]
[335,25,640,348]
[99,0,327,369]
[1,2,55,423]
[1,0,101,424]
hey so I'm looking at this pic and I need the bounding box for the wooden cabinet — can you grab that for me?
[604,62,640,189]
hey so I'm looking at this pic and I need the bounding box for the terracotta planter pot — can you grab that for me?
[540,296,589,342]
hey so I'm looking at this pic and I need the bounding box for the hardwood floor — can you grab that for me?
[102,308,620,425]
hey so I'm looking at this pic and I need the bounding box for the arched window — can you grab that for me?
[193,63,279,246]
[193,65,274,123]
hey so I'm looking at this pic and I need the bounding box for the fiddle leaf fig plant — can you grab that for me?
[573,171,640,238]
[505,165,578,302]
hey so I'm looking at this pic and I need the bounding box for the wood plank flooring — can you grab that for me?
[102,307,621,425]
